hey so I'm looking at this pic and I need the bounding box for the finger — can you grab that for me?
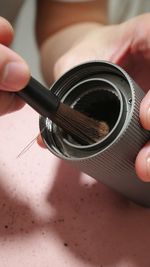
[0,17,14,46]
[139,89,150,130]
[37,134,47,148]
[135,141,150,182]
[53,49,96,81]
[0,93,25,115]
[0,44,30,91]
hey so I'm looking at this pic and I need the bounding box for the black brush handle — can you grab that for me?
[17,76,60,117]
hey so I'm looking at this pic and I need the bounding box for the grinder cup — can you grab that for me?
[39,61,150,207]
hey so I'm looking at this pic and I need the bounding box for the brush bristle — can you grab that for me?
[50,102,109,145]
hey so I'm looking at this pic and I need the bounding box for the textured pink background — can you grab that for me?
[0,104,150,267]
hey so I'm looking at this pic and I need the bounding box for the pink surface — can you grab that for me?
[0,105,150,267]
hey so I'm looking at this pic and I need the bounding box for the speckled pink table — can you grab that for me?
[0,104,150,267]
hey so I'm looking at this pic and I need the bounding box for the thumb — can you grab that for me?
[0,45,30,115]
[0,44,30,91]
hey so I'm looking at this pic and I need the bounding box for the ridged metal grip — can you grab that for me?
[40,61,150,207]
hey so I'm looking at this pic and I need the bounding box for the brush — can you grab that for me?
[17,76,109,145]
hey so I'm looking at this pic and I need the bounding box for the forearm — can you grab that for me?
[36,0,107,46]
[35,0,108,84]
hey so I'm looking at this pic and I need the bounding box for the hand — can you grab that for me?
[39,13,150,180]
[0,17,30,115]
[49,14,150,182]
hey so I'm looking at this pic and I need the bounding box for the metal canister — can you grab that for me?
[40,61,150,207]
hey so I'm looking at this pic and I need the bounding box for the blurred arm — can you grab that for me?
[35,0,108,83]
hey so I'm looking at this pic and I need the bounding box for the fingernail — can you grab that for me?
[2,61,29,89]
[146,157,150,182]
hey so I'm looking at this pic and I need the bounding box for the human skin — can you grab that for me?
[0,17,30,115]
[36,0,150,182]
[1,1,149,182]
